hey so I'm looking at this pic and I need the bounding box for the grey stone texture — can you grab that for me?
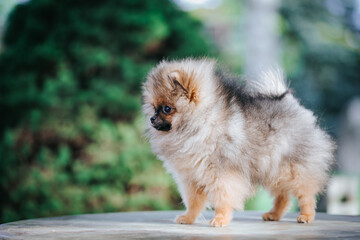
[1,211,359,239]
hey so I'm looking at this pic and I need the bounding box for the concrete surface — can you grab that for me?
[0,211,359,239]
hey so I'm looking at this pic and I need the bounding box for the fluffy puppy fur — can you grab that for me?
[142,58,335,227]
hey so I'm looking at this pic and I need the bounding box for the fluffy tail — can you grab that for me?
[248,67,288,96]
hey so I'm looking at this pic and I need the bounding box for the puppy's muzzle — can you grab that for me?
[150,115,171,132]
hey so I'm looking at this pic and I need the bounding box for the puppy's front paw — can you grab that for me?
[175,214,195,225]
[297,214,314,223]
[262,212,281,221]
[209,215,229,227]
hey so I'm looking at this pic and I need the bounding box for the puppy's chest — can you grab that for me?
[159,131,236,168]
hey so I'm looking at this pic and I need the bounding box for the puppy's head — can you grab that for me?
[142,59,211,133]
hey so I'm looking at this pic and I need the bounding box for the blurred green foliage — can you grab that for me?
[280,0,360,135]
[0,0,214,223]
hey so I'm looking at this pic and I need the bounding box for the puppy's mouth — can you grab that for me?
[152,123,172,132]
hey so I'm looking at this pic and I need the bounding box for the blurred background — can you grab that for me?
[0,0,359,223]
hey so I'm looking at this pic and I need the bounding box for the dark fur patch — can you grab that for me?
[214,68,289,108]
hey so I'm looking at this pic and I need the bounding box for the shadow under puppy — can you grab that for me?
[142,58,335,227]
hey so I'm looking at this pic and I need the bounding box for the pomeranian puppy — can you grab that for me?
[142,58,335,227]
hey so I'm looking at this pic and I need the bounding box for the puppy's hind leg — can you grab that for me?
[175,183,207,225]
[262,192,290,221]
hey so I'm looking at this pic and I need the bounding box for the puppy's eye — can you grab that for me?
[163,106,172,114]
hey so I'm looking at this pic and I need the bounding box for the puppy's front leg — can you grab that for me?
[210,204,233,227]
[175,183,207,225]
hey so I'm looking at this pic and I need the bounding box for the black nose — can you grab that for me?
[150,116,156,124]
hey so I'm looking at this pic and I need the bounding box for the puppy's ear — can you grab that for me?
[168,71,199,104]
[168,71,186,92]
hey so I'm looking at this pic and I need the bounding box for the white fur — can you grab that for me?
[248,67,288,96]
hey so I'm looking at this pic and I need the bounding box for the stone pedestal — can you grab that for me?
[1,211,359,239]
